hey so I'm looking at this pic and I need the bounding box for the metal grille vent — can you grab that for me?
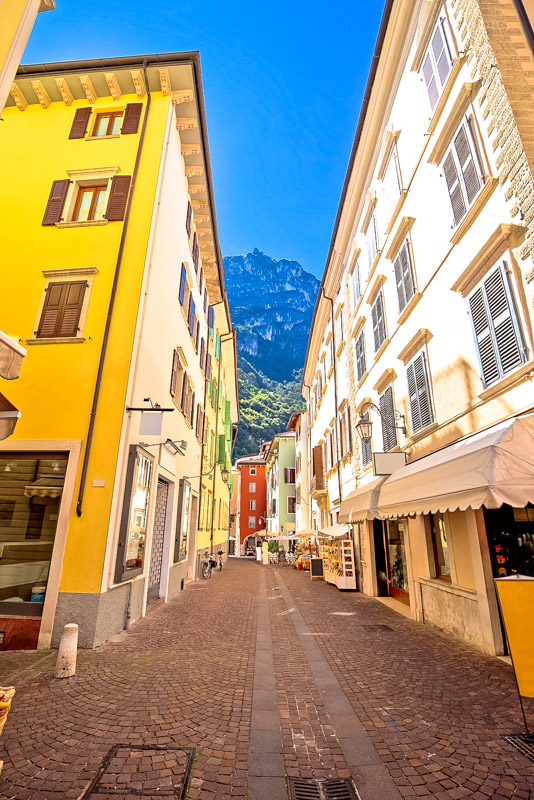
[362,624,394,632]
[504,735,534,763]
[287,777,360,800]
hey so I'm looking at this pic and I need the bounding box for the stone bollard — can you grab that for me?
[55,623,78,679]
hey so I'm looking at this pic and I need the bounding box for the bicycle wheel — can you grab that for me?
[201,562,211,579]
[218,560,223,571]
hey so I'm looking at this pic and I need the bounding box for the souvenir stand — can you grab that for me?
[318,525,356,590]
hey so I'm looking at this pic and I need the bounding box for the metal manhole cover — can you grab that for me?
[362,624,394,632]
[287,777,360,800]
[504,734,534,763]
[78,744,195,799]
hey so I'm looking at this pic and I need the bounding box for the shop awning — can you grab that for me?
[318,524,351,538]
[295,528,316,538]
[24,476,64,499]
[0,331,26,381]
[378,414,534,518]
[0,392,21,440]
[339,477,388,523]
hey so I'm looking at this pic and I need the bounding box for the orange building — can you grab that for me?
[235,451,267,555]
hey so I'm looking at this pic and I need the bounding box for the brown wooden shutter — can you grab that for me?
[37,283,66,337]
[42,180,70,225]
[121,103,143,134]
[312,445,323,477]
[69,107,91,139]
[58,281,85,337]
[170,349,179,397]
[105,175,131,221]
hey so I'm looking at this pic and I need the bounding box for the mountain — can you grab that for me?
[223,249,320,460]
[224,248,320,383]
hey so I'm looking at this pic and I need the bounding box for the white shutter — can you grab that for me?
[423,52,439,110]
[355,331,366,381]
[351,262,361,308]
[443,151,466,225]
[394,242,415,313]
[469,286,500,386]
[371,294,386,352]
[453,125,481,205]
[422,20,452,110]
[407,353,434,433]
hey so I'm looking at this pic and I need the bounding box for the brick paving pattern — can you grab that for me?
[0,559,533,800]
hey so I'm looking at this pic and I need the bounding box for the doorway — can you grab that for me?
[147,478,168,605]
[373,519,388,597]
[386,519,410,605]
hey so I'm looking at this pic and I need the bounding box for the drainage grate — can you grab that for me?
[505,734,534,763]
[78,744,195,799]
[287,777,360,800]
[362,624,394,632]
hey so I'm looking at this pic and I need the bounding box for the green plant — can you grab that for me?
[268,541,279,553]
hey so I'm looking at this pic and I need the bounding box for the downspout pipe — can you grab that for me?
[321,288,343,507]
[76,61,152,516]
[301,380,312,529]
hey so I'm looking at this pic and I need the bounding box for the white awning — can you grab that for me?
[0,392,21,441]
[295,527,316,538]
[0,331,26,380]
[318,524,351,538]
[24,476,64,499]
[378,414,534,518]
[339,477,388,523]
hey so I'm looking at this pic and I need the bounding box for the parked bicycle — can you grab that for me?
[201,551,218,579]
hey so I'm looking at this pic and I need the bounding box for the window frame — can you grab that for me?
[248,515,256,529]
[421,14,454,111]
[287,496,296,514]
[371,292,387,353]
[394,241,416,314]
[442,117,485,227]
[428,512,452,581]
[92,110,124,137]
[249,482,256,493]
[73,182,108,222]
[355,329,367,382]
[406,351,434,434]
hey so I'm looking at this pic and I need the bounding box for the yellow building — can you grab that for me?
[0,53,238,650]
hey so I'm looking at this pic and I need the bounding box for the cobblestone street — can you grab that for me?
[0,559,533,800]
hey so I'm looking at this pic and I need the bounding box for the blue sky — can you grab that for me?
[23,1,384,278]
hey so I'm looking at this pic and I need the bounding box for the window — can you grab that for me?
[73,183,107,222]
[179,264,187,306]
[428,512,451,580]
[284,468,296,484]
[361,411,372,467]
[36,281,86,339]
[249,482,256,493]
[394,242,415,313]
[115,446,153,582]
[296,485,301,504]
[180,372,195,426]
[196,404,204,441]
[248,516,256,529]
[170,349,184,402]
[206,353,212,380]
[272,498,277,515]
[287,496,296,514]
[208,305,214,330]
[200,338,205,372]
[422,18,453,110]
[366,211,379,273]
[203,289,208,314]
[249,499,256,511]
[316,370,323,399]
[371,293,386,352]
[379,386,397,451]
[93,110,123,137]
[407,352,434,433]
[186,201,192,236]
[187,295,196,336]
[194,320,200,352]
[192,233,199,272]
[355,330,366,382]
[334,308,344,348]
[350,262,361,309]
[468,264,526,387]
[250,467,257,475]
[443,120,484,226]
[324,339,333,375]
[338,406,352,458]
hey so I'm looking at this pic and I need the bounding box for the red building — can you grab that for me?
[235,448,268,555]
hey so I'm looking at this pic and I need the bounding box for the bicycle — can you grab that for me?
[201,551,218,579]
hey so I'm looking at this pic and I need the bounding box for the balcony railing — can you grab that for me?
[310,474,326,494]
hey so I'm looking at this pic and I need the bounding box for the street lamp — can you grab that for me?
[355,401,406,442]
[221,466,229,484]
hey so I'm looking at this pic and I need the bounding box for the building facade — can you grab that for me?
[301,0,534,655]
[0,53,237,650]
[265,432,296,539]
[234,453,267,554]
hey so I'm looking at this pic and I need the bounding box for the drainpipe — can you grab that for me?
[321,288,343,507]
[76,61,152,516]
[210,329,235,550]
[302,380,312,529]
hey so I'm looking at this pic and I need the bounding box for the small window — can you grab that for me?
[422,17,453,111]
[287,496,296,514]
[407,352,434,433]
[379,386,397,451]
[394,242,415,313]
[468,264,526,387]
[93,110,123,137]
[355,331,366,382]
[371,293,386,352]
[249,482,256,493]
[284,468,296,484]
[249,499,256,510]
[428,512,451,580]
[443,120,484,226]
[73,183,107,222]
[250,467,256,475]
[248,515,256,529]
[366,211,379,274]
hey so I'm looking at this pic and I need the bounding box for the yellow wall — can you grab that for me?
[0,91,170,593]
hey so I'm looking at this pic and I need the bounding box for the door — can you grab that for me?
[386,519,410,605]
[147,479,168,605]
[373,519,389,597]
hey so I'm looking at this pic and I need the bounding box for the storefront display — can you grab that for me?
[319,531,356,590]
[386,519,409,604]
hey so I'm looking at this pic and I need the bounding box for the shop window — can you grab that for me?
[394,241,415,313]
[115,446,153,582]
[443,119,484,226]
[355,330,366,381]
[406,352,434,433]
[387,519,410,602]
[422,16,453,110]
[174,480,191,562]
[0,453,68,616]
[428,512,451,580]
[468,264,526,388]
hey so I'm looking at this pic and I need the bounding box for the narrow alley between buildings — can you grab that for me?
[0,559,532,800]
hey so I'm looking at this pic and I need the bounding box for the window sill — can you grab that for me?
[336,340,346,357]
[55,219,108,228]
[85,134,121,141]
[397,291,422,326]
[384,190,408,236]
[366,251,382,285]
[356,370,369,389]
[373,337,390,362]
[450,178,498,245]
[26,337,85,345]
[478,359,534,402]
[427,56,468,135]
[409,420,439,444]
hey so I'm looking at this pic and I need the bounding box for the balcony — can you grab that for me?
[310,474,326,495]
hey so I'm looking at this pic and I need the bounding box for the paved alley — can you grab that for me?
[0,559,533,800]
